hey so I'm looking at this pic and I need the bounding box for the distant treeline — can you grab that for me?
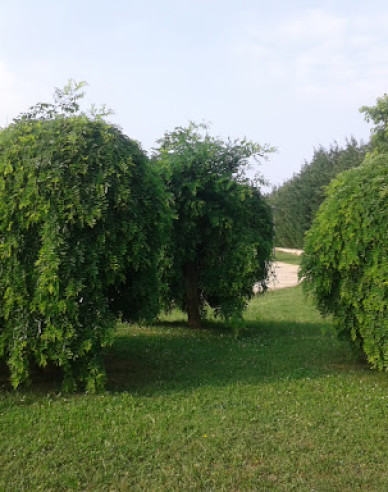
[268,138,369,249]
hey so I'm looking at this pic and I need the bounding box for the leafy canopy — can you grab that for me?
[15,79,113,122]
[0,83,169,391]
[154,123,274,328]
[301,95,388,370]
[360,93,388,153]
[300,153,388,370]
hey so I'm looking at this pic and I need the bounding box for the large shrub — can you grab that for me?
[0,114,168,391]
[300,153,388,369]
[154,123,274,328]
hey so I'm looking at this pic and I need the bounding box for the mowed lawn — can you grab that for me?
[1,286,388,491]
[274,249,302,265]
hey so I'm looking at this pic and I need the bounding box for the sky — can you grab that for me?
[1,0,387,190]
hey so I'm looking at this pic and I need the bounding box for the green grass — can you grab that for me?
[274,250,302,265]
[1,287,388,490]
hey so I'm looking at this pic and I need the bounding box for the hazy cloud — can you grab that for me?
[0,61,20,126]
[0,2,385,188]
[236,8,388,103]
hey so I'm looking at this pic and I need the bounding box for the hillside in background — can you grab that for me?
[268,138,369,249]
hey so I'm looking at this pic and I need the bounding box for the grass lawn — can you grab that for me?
[1,286,388,491]
[274,249,302,265]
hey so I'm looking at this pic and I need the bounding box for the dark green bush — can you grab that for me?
[0,116,169,391]
[300,153,388,369]
[154,123,274,328]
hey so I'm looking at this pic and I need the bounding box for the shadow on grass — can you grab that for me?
[0,358,65,395]
[104,318,361,394]
[0,318,362,397]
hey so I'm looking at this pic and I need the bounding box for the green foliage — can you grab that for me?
[300,153,388,370]
[360,93,388,153]
[0,89,169,391]
[154,123,274,327]
[15,80,113,122]
[269,139,368,248]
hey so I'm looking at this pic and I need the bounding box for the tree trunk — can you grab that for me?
[184,263,202,329]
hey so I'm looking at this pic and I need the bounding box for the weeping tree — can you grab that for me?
[0,83,169,391]
[300,95,388,370]
[300,154,388,369]
[154,123,274,328]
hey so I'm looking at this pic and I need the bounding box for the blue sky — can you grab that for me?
[1,0,387,189]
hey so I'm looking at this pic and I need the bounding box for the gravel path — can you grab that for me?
[267,261,301,290]
[269,248,303,290]
[253,248,303,293]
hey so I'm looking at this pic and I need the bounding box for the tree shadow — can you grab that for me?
[0,359,64,394]
[0,318,364,397]
[104,318,362,394]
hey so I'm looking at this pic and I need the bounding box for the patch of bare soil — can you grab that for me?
[267,261,301,290]
[253,260,301,294]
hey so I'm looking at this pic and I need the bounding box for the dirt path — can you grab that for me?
[253,247,303,293]
[267,261,301,290]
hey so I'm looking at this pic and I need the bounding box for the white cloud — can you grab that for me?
[235,8,388,104]
[277,9,346,42]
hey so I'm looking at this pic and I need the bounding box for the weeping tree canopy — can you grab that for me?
[154,123,274,328]
[300,153,388,369]
[301,95,388,370]
[0,83,169,391]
